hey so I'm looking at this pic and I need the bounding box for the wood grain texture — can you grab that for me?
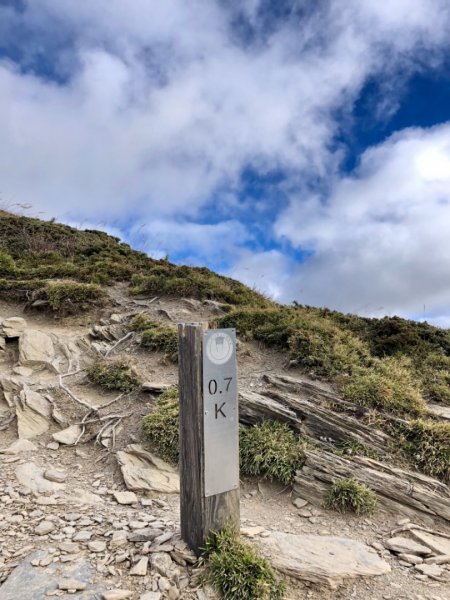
[178,323,240,556]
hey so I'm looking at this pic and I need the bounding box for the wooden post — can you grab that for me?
[178,323,240,556]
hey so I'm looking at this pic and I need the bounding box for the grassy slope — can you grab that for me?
[1,211,449,481]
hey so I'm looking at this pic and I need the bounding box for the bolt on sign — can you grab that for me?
[202,329,239,497]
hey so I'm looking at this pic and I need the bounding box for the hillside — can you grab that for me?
[0,212,449,600]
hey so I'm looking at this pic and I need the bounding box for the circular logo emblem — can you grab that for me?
[206,331,234,365]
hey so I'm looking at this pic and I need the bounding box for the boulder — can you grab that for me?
[16,387,51,439]
[52,424,82,445]
[19,330,58,372]
[259,532,391,588]
[15,462,65,494]
[117,444,179,494]
[410,530,450,556]
[2,317,27,338]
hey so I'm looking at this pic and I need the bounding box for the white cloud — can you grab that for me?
[275,124,450,320]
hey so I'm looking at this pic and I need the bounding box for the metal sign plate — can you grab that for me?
[203,328,239,497]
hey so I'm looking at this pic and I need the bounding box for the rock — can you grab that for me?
[415,564,443,578]
[88,540,107,553]
[410,530,450,556]
[58,579,87,591]
[241,526,265,537]
[424,554,450,565]
[46,442,60,450]
[103,591,134,600]
[151,552,174,577]
[259,532,391,588]
[12,365,33,377]
[15,462,65,494]
[0,551,99,600]
[2,317,27,338]
[292,498,308,509]
[52,424,82,445]
[398,553,423,565]
[128,528,163,543]
[44,468,68,483]
[110,531,129,549]
[73,530,93,542]
[0,439,37,455]
[130,556,149,576]
[34,521,56,535]
[140,593,162,600]
[16,387,51,439]
[385,537,432,556]
[113,491,138,505]
[117,444,179,494]
[19,329,58,372]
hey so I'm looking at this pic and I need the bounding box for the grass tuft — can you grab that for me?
[239,421,305,485]
[325,477,377,515]
[141,387,180,463]
[87,358,141,392]
[202,525,285,600]
[45,281,106,312]
[141,325,179,363]
[128,313,159,332]
[0,249,15,275]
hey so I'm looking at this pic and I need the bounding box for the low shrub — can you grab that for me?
[141,326,178,363]
[325,477,377,515]
[239,421,305,485]
[0,249,15,275]
[394,419,450,482]
[129,313,159,332]
[202,525,285,600]
[45,281,106,312]
[87,359,141,392]
[141,388,180,463]
[339,357,425,416]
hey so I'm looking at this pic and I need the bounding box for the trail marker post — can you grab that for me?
[178,323,240,555]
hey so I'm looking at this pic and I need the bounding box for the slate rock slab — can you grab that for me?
[0,551,103,599]
[259,532,391,588]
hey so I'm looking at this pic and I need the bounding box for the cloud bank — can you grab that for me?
[1,1,450,323]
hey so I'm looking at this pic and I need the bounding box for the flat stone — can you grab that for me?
[113,491,138,505]
[73,530,93,542]
[52,424,82,445]
[415,564,443,578]
[0,439,37,455]
[398,553,423,565]
[35,521,56,536]
[292,498,308,509]
[88,540,107,553]
[130,556,149,576]
[410,530,450,557]
[59,579,87,591]
[16,388,51,439]
[385,537,432,556]
[151,552,174,577]
[2,317,27,338]
[140,593,162,600]
[241,526,265,537]
[424,554,450,565]
[117,444,179,494]
[0,551,100,600]
[15,462,65,494]
[103,591,134,600]
[19,329,57,372]
[110,531,129,549]
[260,532,391,589]
[44,469,67,483]
[128,528,163,543]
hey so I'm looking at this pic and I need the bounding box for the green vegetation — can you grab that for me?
[0,211,268,306]
[239,421,305,485]
[392,419,450,482]
[141,388,180,463]
[45,281,106,312]
[128,313,159,332]
[87,359,141,392]
[141,325,179,363]
[325,478,377,515]
[202,525,285,600]
[130,263,269,306]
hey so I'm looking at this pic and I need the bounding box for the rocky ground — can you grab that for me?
[0,288,449,600]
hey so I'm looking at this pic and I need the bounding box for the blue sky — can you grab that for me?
[1,1,450,325]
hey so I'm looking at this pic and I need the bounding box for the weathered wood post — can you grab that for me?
[178,323,240,555]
